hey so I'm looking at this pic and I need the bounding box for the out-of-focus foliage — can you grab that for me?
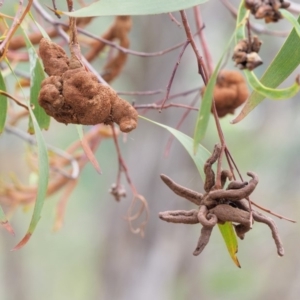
[0,0,299,300]
[64,0,209,17]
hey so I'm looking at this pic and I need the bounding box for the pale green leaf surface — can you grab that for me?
[5,56,49,249]
[21,26,50,133]
[29,12,51,39]
[139,116,210,178]
[244,69,300,100]
[64,0,209,17]
[140,116,240,266]
[13,106,49,249]
[0,71,7,133]
[218,223,240,268]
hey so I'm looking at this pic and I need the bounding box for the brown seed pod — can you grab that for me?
[245,0,290,23]
[38,38,137,132]
[232,36,263,71]
[202,70,249,118]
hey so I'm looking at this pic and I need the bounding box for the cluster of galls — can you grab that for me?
[232,36,263,71]
[159,144,284,258]
[38,38,138,133]
[245,0,290,23]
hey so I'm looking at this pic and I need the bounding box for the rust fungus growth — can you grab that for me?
[38,38,137,132]
[232,36,263,71]
[202,70,249,117]
[159,144,284,257]
[245,0,290,23]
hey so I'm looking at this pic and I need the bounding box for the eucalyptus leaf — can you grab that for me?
[0,71,7,133]
[280,9,300,38]
[13,106,49,250]
[218,223,240,268]
[21,26,50,133]
[64,0,209,17]
[244,69,300,100]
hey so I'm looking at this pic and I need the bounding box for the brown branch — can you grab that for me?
[160,40,190,111]
[193,6,214,76]
[0,0,34,60]
[134,102,198,111]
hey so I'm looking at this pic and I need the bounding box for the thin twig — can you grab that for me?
[135,102,198,111]
[117,89,164,96]
[180,10,208,83]
[0,0,34,58]
[160,40,190,111]
[193,6,214,76]
[251,200,296,223]
[168,13,181,27]
[51,0,61,18]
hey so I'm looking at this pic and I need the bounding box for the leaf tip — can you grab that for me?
[11,233,32,251]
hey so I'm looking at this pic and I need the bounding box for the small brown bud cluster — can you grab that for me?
[232,36,263,71]
[245,0,290,23]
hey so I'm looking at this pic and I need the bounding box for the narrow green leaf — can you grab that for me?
[244,69,300,100]
[139,116,210,178]
[193,32,236,152]
[218,223,240,268]
[28,12,51,39]
[21,26,50,133]
[0,71,8,133]
[64,0,209,17]
[12,106,49,250]
[140,116,240,266]
[280,9,300,38]
[235,1,248,43]
[233,13,300,123]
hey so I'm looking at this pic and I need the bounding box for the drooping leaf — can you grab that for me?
[64,0,209,17]
[218,223,240,268]
[0,71,8,133]
[21,26,50,133]
[193,33,235,152]
[244,69,300,100]
[12,106,49,250]
[28,12,51,39]
[76,125,101,174]
[140,116,210,177]
[233,11,300,123]
[235,0,248,43]
[140,116,240,266]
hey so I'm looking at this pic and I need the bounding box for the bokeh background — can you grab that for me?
[0,0,300,299]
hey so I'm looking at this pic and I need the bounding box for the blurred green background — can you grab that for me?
[0,0,300,299]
